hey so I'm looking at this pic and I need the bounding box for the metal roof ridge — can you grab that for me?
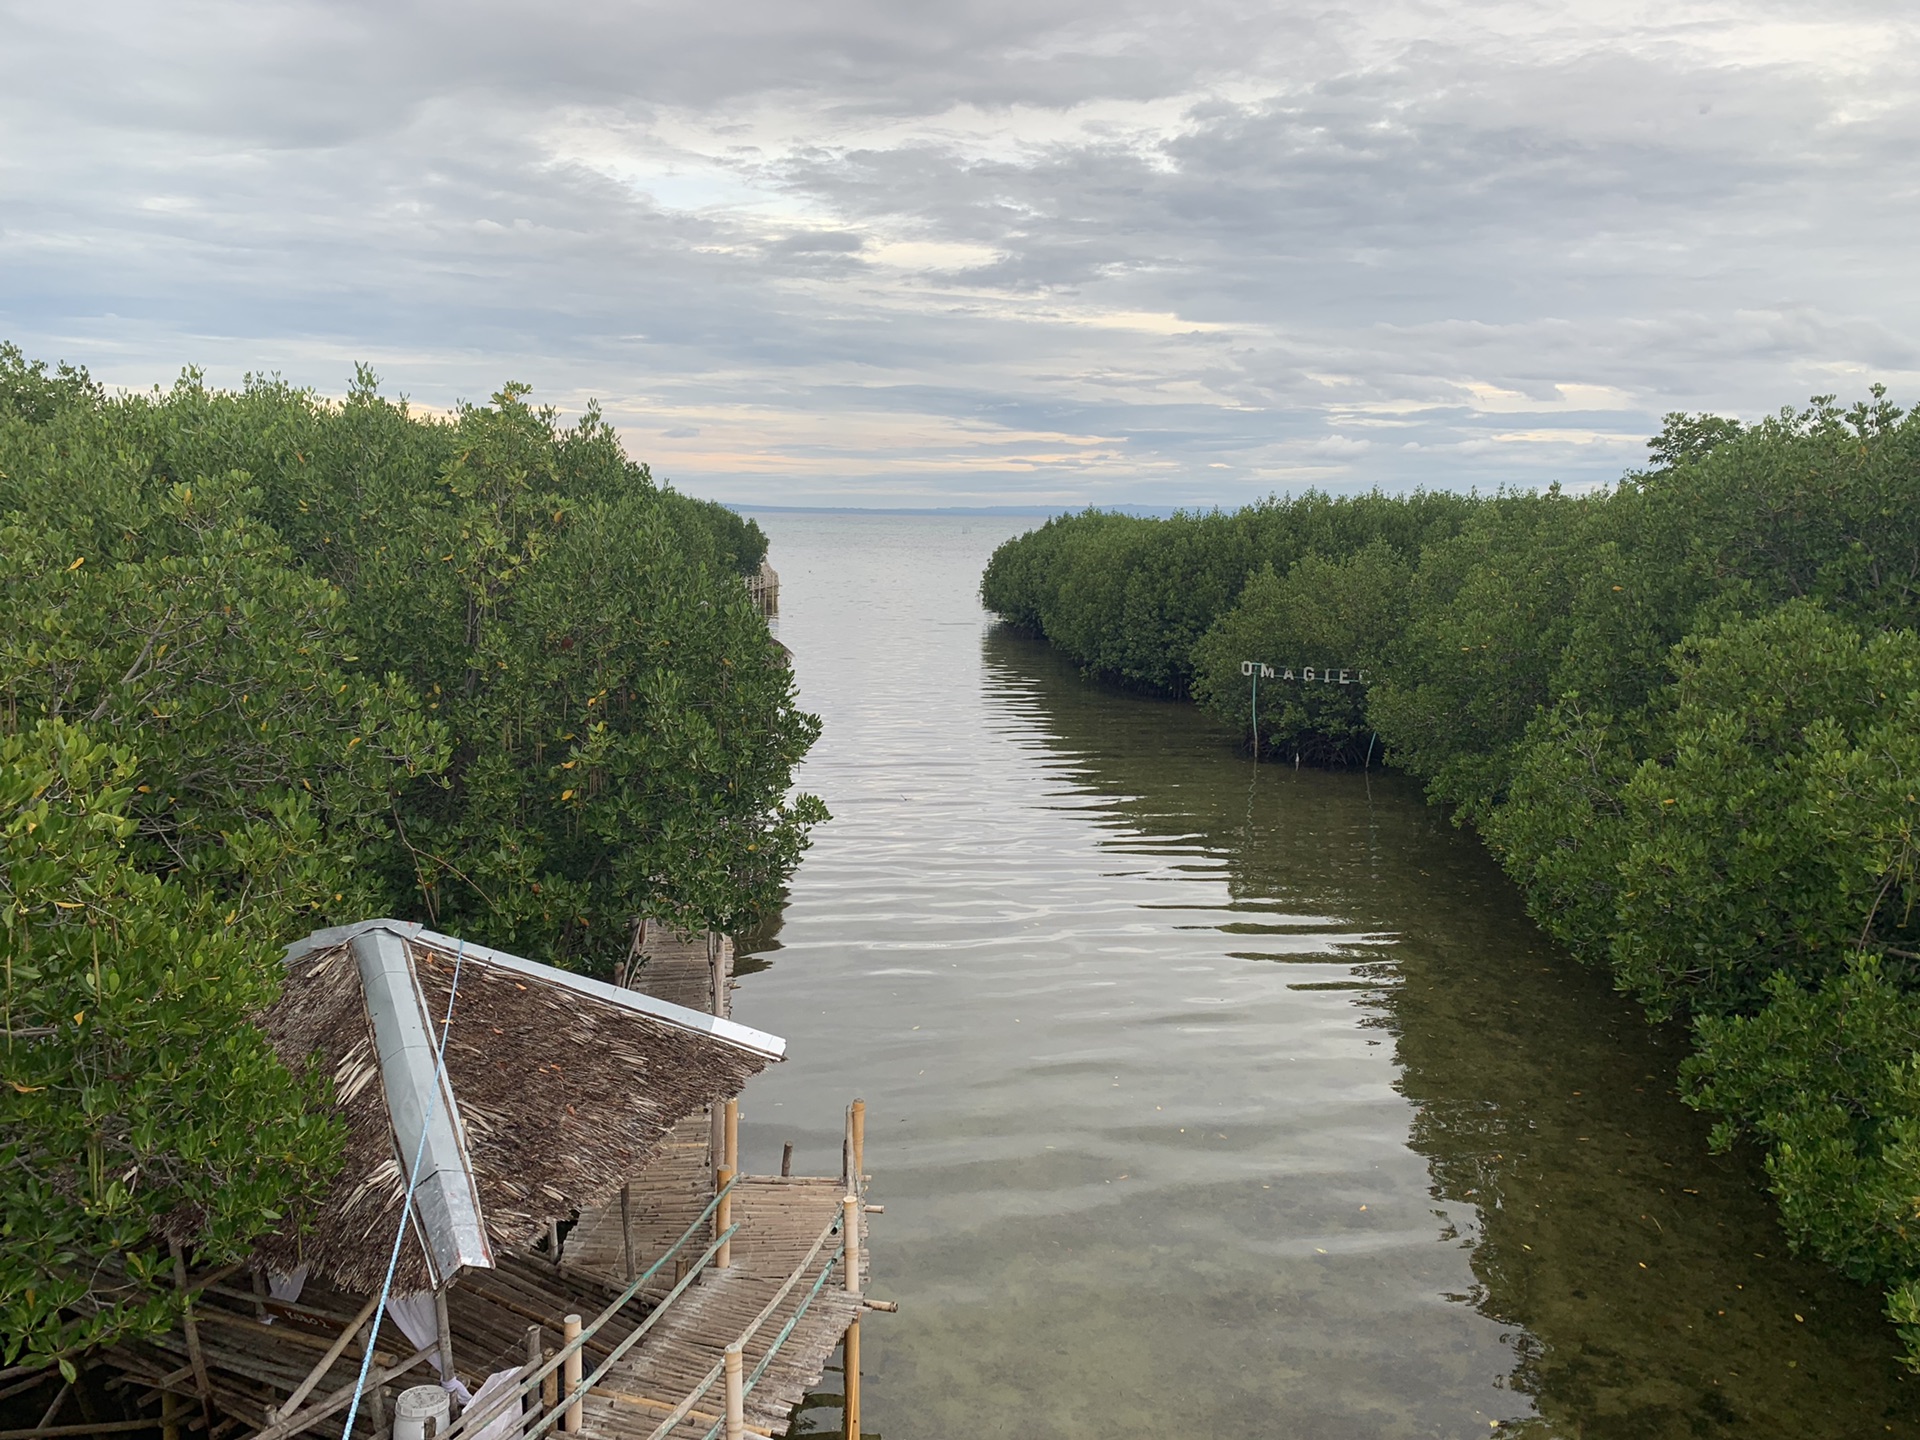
[350,926,494,1287]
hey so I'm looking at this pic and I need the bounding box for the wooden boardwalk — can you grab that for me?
[566,1178,866,1439]
[557,926,872,1440]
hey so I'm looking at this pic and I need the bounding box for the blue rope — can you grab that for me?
[340,937,468,1440]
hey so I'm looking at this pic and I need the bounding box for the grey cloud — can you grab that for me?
[2,0,1917,504]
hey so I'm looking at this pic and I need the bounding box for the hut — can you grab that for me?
[91,919,878,1440]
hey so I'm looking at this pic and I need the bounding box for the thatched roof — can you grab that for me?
[254,920,783,1295]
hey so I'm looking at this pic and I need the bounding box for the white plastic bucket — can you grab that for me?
[393,1384,451,1440]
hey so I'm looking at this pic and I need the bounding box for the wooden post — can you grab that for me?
[850,1099,865,1188]
[547,1220,562,1268]
[842,1196,859,1294]
[723,1343,744,1440]
[250,1267,270,1323]
[561,1314,583,1434]
[365,1317,388,1437]
[715,1167,735,1270]
[723,1097,739,1174]
[780,1142,793,1178]
[707,932,724,1017]
[434,1286,456,1389]
[169,1243,211,1422]
[540,1347,559,1413]
[522,1327,542,1424]
[160,1389,182,1440]
[843,1321,861,1440]
[620,1184,634,1282]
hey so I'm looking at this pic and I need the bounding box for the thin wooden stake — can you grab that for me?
[547,1220,562,1267]
[561,1314,583,1435]
[620,1183,635,1281]
[723,1343,744,1440]
[850,1100,865,1188]
[160,1389,181,1440]
[250,1267,269,1323]
[780,1142,793,1178]
[716,1168,735,1270]
[843,1319,861,1440]
[723,1097,739,1174]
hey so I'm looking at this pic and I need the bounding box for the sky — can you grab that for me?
[3,1,1917,508]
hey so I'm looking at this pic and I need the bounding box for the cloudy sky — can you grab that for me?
[3,2,1916,506]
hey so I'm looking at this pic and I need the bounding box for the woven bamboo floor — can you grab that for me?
[568,1178,867,1440]
[627,927,734,1016]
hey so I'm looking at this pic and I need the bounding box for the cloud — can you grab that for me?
[1,0,1917,504]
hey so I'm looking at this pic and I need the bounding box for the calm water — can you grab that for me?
[730,512,1920,1439]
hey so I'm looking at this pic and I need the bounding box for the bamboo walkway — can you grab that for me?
[557,927,874,1440]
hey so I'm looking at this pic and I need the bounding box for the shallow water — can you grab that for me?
[731,511,1920,1439]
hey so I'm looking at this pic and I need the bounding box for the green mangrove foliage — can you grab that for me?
[981,391,1920,1364]
[0,345,821,1373]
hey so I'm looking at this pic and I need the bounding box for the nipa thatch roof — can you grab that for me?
[253,920,783,1295]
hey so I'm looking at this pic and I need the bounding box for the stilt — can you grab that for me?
[435,1286,457,1389]
[842,1195,860,1293]
[843,1320,861,1440]
[522,1327,542,1425]
[562,1314,583,1434]
[850,1099,865,1188]
[724,1343,745,1440]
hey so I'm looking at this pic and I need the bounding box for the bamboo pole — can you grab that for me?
[561,1315,583,1435]
[33,1386,68,1433]
[168,1243,211,1422]
[160,1389,181,1440]
[723,1345,744,1440]
[716,1168,735,1270]
[723,1097,739,1174]
[271,1292,383,1423]
[842,1196,859,1294]
[245,1343,438,1440]
[0,1421,160,1439]
[620,1184,635,1282]
[843,1320,860,1440]
[780,1143,792,1178]
[850,1100,865,1188]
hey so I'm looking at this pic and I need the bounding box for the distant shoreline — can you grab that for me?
[726,502,1182,517]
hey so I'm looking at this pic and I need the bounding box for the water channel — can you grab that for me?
[730,511,1920,1439]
